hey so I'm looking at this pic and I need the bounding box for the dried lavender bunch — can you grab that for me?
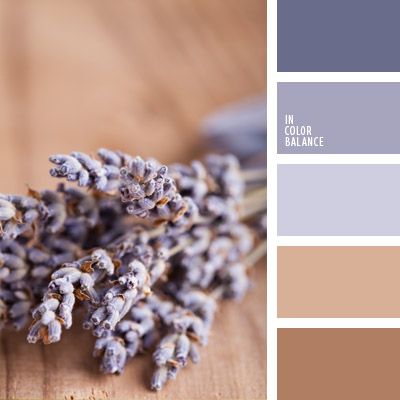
[0,180,132,334]
[48,150,255,227]
[123,153,245,228]
[49,151,205,232]
[0,147,267,393]
[146,229,266,391]
[88,222,259,387]
[30,225,169,341]
[92,291,212,389]
[86,229,194,338]
[148,239,266,391]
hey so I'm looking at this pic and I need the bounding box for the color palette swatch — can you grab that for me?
[278,329,400,400]
[278,247,400,318]
[274,84,400,397]
[275,103,400,396]
[278,0,400,71]
[278,164,400,236]
[278,83,400,154]
[272,3,400,399]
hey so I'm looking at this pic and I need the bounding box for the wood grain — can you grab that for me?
[0,1,266,399]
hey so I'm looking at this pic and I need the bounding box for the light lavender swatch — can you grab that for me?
[278,165,400,236]
[278,83,400,154]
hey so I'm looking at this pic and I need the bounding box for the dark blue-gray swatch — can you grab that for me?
[278,0,400,72]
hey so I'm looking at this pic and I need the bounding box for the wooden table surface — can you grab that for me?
[0,1,266,399]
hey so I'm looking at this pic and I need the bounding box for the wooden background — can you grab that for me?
[0,1,266,399]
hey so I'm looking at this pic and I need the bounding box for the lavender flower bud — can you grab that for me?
[128,260,148,287]
[204,154,244,200]
[153,335,177,366]
[41,310,56,326]
[47,319,62,342]
[100,338,127,374]
[9,300,31,319]
[189,343,201,364]
[175,334,191,366]
[61,292,75,309]
[0,267,10,280]
[97,148,131,168]
[51,267,81,283]
[33,298,60,317]
[151,366,169,391]
[58,280,74,295]
[167,364,179,380]
[102,309,120,330]
[28,248,50,264]
[0,195,39,239]
[31,266,52,279]
[27,320,42,343]
[219,262,249,300]
[93,336,108,356]
[0,198,16,221]
[91,306,108,325]
[120,157,183,222]
[56,307,70,330]
[39,190,66,234]
[49,154,83,177]
[50,150,129,193]
[58,184,99,228]
[91,249,114,275]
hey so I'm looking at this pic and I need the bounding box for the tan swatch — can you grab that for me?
[278,246,400,317]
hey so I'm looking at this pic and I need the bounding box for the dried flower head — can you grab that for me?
[28,249,115,344]
[149,292,215,391]
[93,299,157,374]
[0,195,39,239]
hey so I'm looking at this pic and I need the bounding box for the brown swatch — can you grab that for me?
[278,246,400,317]
[278,329,400,400]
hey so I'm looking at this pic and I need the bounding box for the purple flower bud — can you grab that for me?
[91,306,107,325]
[189,343,201,364]
[41,310,56,325]
[9,300,31,319]
[151,366,168,391]
[47,319,62,342]
[27,320,42,344]
[175,334,190,366]
[0,198,16,221]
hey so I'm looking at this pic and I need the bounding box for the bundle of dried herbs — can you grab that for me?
[0,149,266,391]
